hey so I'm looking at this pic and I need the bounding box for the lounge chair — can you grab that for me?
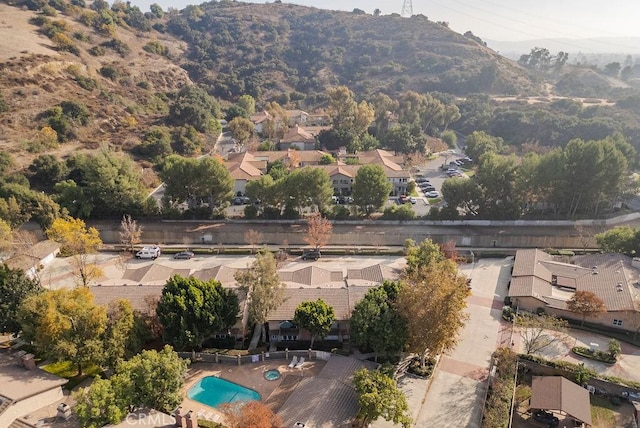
[295,356,305,369]
[288,355,299,368]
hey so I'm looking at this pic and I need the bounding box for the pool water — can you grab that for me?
[187,376,260,408]
[264,369,281,381]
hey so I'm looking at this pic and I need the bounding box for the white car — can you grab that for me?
[425,191,440,198]
[409,196,417,204]
[136,246,161,259]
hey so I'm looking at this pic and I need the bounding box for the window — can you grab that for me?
[271,335,278,341]
[613,319,623,326]
[282,335,298,341]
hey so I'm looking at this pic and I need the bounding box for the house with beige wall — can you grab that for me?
[509,249,640,331]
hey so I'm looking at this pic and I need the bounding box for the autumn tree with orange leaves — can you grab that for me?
[220,401,283,428]
[567,290,606,326]
[303,212,333,250]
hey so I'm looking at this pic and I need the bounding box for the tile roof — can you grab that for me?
[91,284,165,312]
[280,125,316,143]
[530,376,592,425]
[510,249,640,312]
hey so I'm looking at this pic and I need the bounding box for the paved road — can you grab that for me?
[412,257,513,427]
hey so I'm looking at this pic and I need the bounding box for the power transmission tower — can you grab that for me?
[401,0,413,17]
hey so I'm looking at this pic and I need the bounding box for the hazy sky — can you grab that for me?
[130,0,640,42]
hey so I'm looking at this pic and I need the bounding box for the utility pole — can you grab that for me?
[401,0,413,17]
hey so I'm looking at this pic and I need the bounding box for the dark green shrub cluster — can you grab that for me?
[99,66,118,80]
[100,38,130,57]
[407,356,436,378]
[143,40,168,56]
[572,346,616,364]
[381,203,416,220]
[88,45,106,56]
[75,76,97,91]
[482,348,517,428]
[0,93,8,114]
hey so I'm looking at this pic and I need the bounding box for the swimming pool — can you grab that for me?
[187,376,260,408]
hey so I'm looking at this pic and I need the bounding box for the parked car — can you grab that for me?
[532,410,559,427]
[421,186,436,192]
[425,191,440,198]
[398,195,409,204]
[232,196,250,205]
[136,246,161,259]
[416,177,430,183]
[409,196,417,204]
[301,249,321,260]
[174,251,195,259]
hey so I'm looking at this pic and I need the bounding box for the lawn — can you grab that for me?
[590,395,617,427]
[42,361,103,390]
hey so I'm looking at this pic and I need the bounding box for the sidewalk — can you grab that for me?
[517,328,640,383]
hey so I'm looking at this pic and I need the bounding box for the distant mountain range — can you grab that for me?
[486,37,640,58]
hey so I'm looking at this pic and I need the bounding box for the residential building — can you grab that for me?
[279,125,317,151]
[509,249,640,331]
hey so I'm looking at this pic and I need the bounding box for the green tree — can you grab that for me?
[228,116,255,148]
[595,226,638,255]
[0,263,42,335]
[19,287,107,376]
[103,299,146,368]
[234,250,285,344]
[74,376,128,428]
[567,290,606,326]
[28,154,68,191]
[464,131,503,160]
[293,299,335,348]
[350,281,407,360]
[157,275,239,350]
[352,164,392,216]
[353,368,411,428]
[169,85,221,135]
[136,126,173,161]
[46,217,103,287]
[475,153,521,219]
[283,167,333,214]
[384,123,423,155]
[404,238,447,276]
[160,155,234,216]
[225,105,249,122]
[236,94,256,115]
[441,177,481,217]
[60,150,146,219]
[114,345,188,413]
[327,86,374,144]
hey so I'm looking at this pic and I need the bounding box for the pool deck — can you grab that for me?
[179,358,326,423]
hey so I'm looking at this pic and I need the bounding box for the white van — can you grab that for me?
[135,246,161,259]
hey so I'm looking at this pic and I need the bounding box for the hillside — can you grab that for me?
[165,2,538,102]
[0,2,191,171]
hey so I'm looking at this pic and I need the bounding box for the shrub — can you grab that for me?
[99,66,118,80]
[51,32,80,55]
[88,45,105,56]
[408,356,435,378]
[76,76,97,91]
[572,346,616,364]
[502,306,515,322]
[101,38,130,57]
[0,94,8,114]
[382,203,416,220]
[143,40,168,56]
[41,5,57,16]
